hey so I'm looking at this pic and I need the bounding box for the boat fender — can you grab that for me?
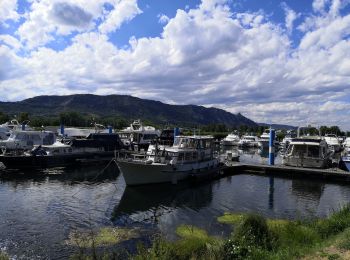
[146,159,153,164]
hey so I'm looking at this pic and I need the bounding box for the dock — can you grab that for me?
[220,163,350,183]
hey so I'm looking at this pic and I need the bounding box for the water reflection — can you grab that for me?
[1,153,350,259]
[112,182,213,225]
[0,162,120,184]
[290,179,325,217]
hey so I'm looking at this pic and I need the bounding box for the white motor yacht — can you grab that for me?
[0,130,56,152]
[343,137,350,153]
[281,130,297,150]
[57,123,110,139]
[238,135,259,148]
[324,134,341,152]
[257,129,279,149]
[220,132,240,146]
[116,135,220,186]
[282,128,332,169]
[0,119,33,140]
[118,119,160,150]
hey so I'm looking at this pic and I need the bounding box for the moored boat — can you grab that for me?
[0,130,56,152]
[282,135,332,168]
[0,133,125,169]
[220,132,240,146]
[324,134,341,153]
[116,135,220,186]
[118,119,160,150]
[238,135,259,148]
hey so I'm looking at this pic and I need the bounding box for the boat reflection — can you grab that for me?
[112,182,213,224]
[0,161,120,184]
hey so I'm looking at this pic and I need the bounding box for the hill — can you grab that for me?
[0,94,257,127]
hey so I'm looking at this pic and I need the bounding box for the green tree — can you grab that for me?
[18,112,30,123]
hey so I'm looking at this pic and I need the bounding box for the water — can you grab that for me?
[1,148,350,259]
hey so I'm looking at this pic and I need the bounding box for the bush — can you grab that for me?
[0,252,9,260]
[316,205,350,238]
[233,214,273,249]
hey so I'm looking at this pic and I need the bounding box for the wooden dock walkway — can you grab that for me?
[221,163,350,183]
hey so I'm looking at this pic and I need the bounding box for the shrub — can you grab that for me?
[0,252,9,260]
[233,214,273,249]
[316,205,350,238]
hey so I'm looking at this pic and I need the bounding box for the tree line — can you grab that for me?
[0,111,349,136]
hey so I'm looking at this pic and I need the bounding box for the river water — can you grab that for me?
[1,148,350,259]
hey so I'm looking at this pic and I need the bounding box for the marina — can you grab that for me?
[1,124,350,258]
[1,159,350,259]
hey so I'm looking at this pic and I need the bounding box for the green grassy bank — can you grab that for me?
[63,205,350,259]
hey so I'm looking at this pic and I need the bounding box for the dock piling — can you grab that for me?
[269,129,275,165]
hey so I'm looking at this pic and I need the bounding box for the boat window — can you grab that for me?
[193,152,198,160]
[292,145,306,155]
[15,133,25,140]
[178,152,184,161]
[143,134,158,140]
[31,135,41,142]
[205,140,212,148]
[307,145,319,158]
[185,152,192,161]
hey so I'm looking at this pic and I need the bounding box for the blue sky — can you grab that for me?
[1,0,350,129]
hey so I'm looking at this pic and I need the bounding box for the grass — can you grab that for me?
[71,205,350,259]
[133,205,350,260]
[0,252,9,260]
[66,227,140,248]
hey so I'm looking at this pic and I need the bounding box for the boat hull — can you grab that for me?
[117,159,219,186]
[282,156,329,168]
[0,151,115,169]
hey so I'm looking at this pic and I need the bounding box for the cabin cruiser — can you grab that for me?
[116,135,220,186]
[118,119,160,150]
[343,137,350,153]
[257,129,279,149]
[281,130,297,150]
[220,132,240,146]
[238,135,259,148]
[282,130,332,169]
[0,119,33,140]
[0,130,56,152]
[0,126,10,140]
[324,134,341,153]
[57,123,110,139]
[0,133,125,169]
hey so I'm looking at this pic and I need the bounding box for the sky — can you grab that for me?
[1,0,350,129]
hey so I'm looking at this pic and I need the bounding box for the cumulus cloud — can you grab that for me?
[17,0,142,49]
[158,14,169,24]
[51,2,93,27]
[98,0,142,34]
[1,0,350,129]
[281,2,298,34]
[0,0,19,25]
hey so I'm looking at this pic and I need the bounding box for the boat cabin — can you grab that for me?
[0,130,56,151]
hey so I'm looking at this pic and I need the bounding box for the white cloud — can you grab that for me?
[0,0,19,25]
[2,0,350,129]
[99,0,142,34]
[281,2,298,34]
[158,14,169,24]
[17,0,142,49]
[312,0,329,13]
[0,34,22,50]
